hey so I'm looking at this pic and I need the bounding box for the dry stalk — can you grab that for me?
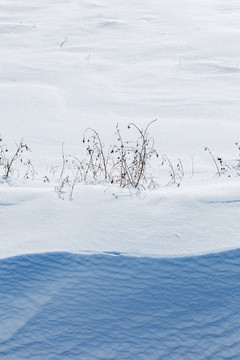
[205,147,220,176]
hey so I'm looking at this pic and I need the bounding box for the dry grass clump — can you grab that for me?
[54,121,184,198]
[205,144,240,177]
[3,123,240,199]
[0,122,186,198]
[0,136,36,180]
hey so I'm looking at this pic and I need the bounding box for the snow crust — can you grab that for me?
[1,0,240,258]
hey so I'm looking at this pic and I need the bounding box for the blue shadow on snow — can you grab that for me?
[0,250,240,359]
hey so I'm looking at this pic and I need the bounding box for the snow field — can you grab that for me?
[1,1,240,358]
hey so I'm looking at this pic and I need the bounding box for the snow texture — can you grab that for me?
[1,0,240,358]
[1,250,240,360]
[0,0,240,169]
[1,0,240,228]
[1,178,240,259]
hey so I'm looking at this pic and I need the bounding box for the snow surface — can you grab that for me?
[0,0,240,258]
[1,178,240,259]
[1,0,240,358]
[1,251,240,360]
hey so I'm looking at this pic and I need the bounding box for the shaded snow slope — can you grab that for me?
[1,250,240,359]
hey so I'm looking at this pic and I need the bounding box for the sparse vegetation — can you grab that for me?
[0,137,36,180]
[205,143,240,177]
[3,123,240,199]
[205,147,221,177]
[54,121,185,198]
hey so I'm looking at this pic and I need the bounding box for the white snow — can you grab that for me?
[0,177,239,259]
[1,0,240,259]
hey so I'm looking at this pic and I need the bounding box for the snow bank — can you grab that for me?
[1,178,240,259]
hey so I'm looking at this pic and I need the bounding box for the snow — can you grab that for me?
[1,0,240,358]
[1,250,240,359]
[0,0,240,258]
[1,178,240,260]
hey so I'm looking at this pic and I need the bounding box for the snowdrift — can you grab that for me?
[0,251,240,359]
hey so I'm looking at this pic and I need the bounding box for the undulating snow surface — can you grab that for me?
[0,0,240,256]
[1,1,240,358]
[1,251,240,360]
